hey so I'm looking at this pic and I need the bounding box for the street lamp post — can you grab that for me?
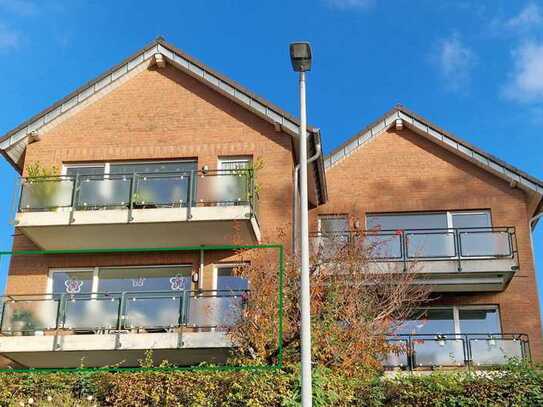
[290,41,313,407]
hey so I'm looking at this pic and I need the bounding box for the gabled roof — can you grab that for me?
[0,36,327,204]
[325,105,543,202]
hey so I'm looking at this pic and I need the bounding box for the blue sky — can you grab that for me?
[0,0,541,306]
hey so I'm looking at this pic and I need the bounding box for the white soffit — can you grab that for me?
[324,110,543,195]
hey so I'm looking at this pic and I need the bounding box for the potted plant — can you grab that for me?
[11,309,36,336]
[23,162,62,211]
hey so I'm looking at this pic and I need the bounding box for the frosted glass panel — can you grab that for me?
[460,231,511,257]
[135,175,189,207]
[20,179,74,210]
[76,177,131,208]
[187,295,243,328]
[407,232,455,258]
[63,298,120,330]
[470,339,524,366]
[196,173,248,204]
[124,296,182,329]
[413,338,465,367]
[1,300,59,332]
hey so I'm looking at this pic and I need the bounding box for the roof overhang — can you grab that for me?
[0,38,327,205]
[325,106,543,217]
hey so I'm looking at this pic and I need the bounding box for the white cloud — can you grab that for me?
[434,34,477,93]
[503,41,543,103]
[0,23,20,51]
[0,0,38,16]
[324,0,374,11]
[504,3,543,33]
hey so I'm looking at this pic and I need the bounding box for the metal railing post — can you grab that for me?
[69,174,79,224]
[128,173,136,222]
[455,229,463,272]
[187,170,194,220]
[117,292,126,330]
[401,230,407,272]
[57,294,67,329]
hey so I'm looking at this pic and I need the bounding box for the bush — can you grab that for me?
[0,362,541,406]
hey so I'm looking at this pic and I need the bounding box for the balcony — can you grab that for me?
[13,169,260,250]
[383,333,530,371]
[0,290,247,368]
[310,227,518,292]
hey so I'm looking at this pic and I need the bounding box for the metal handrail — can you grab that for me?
[310,227,518,264]
[0,289,249,334]
[384,332,530,370]
[15,169,259,223]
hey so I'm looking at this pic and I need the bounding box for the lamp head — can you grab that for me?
[289,42,312,72]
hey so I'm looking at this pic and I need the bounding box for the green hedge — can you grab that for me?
[0,363,542,406]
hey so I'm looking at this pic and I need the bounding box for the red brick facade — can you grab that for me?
[3,52,542,363]
[312,127,542,360]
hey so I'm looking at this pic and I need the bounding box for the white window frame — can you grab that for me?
[366,210,492,230]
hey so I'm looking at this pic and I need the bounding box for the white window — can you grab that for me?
[318,215,349,234]
[398,305,501,336]
[218,156,252,171]
[366,210,491,231]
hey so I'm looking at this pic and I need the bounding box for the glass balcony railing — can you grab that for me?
[383,333,530,370]
[310,227,518,272]
[15,169,258,220]
[0,290,248,335]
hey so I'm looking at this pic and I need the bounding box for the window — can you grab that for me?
[109,161,197,175]
[215,265,249,291]
[318,215,349,234]
[51,270,94,294]
[366,211,496,259]
[49,265,193,294]
[366,210,491,231]
[218,157,252,171]
[97,266,192,293]
[397,306,501,336]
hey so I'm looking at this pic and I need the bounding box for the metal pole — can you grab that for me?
[298,70,312,407]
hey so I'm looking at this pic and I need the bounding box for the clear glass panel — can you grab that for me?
[406,232,455,258]
[98,266,192,293]
[52,271,93,295]
[196,173,249,204]
[75,177,131,208]
[124,296,182,329]
[20,179,74,210]
[382,339,409,367]
[397,308,455,335]
[187,294,243,329]
[470,338,524,366]
[110,161,197,175]
[365,233,401,259]
[320,216,349,233]
[63,297,120,330]
[367,213,448,230]
[1,300,59,332]
[413,338,465,367]
[459,308,500,334]
[134,175,189,207]
[459,231,511,257]
[452,212,491,229]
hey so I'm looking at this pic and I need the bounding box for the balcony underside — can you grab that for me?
[0,332,231,368]
[16,206,260,250]
[368,259,516,292]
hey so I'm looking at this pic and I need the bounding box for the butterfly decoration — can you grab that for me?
[65,279,84,294]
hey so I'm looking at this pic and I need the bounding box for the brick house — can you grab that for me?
[0,37,541,370]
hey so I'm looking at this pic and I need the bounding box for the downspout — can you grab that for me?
[292,140,322,255]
